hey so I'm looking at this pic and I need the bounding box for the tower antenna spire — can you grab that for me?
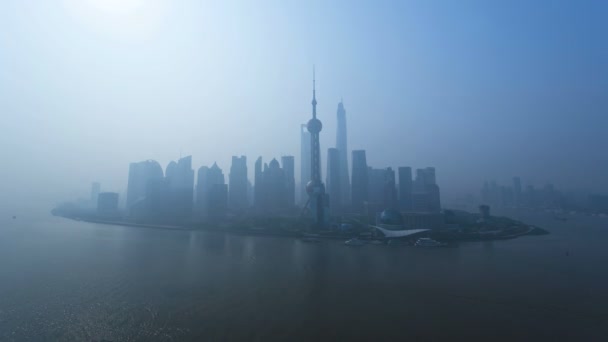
[312,65,317,119]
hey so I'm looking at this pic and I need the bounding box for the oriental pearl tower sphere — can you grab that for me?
[306,67,329,229]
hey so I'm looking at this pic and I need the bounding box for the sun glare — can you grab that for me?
[84,0,146,15]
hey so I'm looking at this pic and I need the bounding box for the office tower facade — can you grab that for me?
[335,100,350,208]
[398,167,413,211]
[300,124,311,206]
[305,69,329,228]
[412,167,441,213]
[281,156,295,208]
[513,176,522,207]
[351,150,369,213]
[196,163,226,217]
[126,159,164,210]
[229,156,248,211]
[254,157,290,213]
[326,148,341,214]
[91,182,100,207]
[165,156,195,219]
[254,157,263,208]
[196,166,210,215]
[384,167,398,209]
[368,167,386,205]
[367,167,398,210]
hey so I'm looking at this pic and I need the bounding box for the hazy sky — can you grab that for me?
[1,0,607,211]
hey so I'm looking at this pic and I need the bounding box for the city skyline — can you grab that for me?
[2,0,607,216]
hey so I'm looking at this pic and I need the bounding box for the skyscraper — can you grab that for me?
[513,176,522,207]
[412,167,441,213]
[326,148,341,214]
[335,100,350,208]
[398,167,413,211]
[126,160,164,210]
[351,150,369,213]
[254,157,263,209]
[300,124,311,206]
[206,163,227,218]
[254,157,290,213]
[281,156,295,208]
[91,182,100,207]
[196,163,226,217]
[305,68,329,228]
[165,155,195,219]
[229,155,248,211]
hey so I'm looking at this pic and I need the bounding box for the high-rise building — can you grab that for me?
[229,156,248,211]
[196,163,226,217]
[300,124,311,206]
[367,167,397,210]
[254,157,290,213]
[281,156,295,208]
[384,167,398,209]
[126,160,164,210]
[351,150,369,213]
[305,68,329,228]
[335,100,350,208]
[513,176,522,207]
[398,167,412,211]
[254,157,263,209]
[368,167,386,205]
[165,156,195,219]
[412,167,441,213]
[326,148,341,214]
[91,182,100,207]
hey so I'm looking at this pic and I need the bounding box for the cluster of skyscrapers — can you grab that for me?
[481,177,561,209]
[119,72,442,225]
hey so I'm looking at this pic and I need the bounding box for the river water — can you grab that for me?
[1,210,607,341]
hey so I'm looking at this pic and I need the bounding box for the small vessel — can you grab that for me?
[415,238,446,247]
[344,237,365,246]
[12,215,16,219]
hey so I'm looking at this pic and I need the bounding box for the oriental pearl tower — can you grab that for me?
[306,67,329,229]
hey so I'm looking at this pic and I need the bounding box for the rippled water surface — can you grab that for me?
[1,210,608,341]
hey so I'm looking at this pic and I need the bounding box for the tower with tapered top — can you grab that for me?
[306,67,329,229]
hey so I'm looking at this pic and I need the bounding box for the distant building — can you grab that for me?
[326,148,341,214]
[300,124,311,206]
[196,162,226,217]
[126,160,164,211]
[254,157,263,209]
[255,157,293,213]
[165,156,195,220]
[97,192,119,217]
[91,182,100,207]
[281,156,295,208]
[411,167,441,213]
[398,167,413,211]
[513,177,522,207]
[229,156,248,212]
[335,100,351,208]
[351,150,369,213]
[368,167,398,210]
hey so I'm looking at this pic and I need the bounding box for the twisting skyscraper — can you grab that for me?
[336,100,350,209]
[305,68,329,228]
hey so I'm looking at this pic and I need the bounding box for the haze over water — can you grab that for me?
[2,211,608,341]
[1,0,608,209]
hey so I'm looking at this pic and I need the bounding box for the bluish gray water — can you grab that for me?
[1,210,608,341]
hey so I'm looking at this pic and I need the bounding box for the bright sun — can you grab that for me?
[84,0,146,15]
